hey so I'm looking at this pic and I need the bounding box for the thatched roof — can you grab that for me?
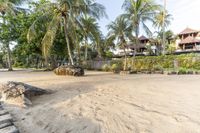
[179,28,199,35]
[179,36,200,44]
[139,35,149,41]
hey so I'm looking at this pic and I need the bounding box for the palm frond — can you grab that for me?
[42,14,61,58]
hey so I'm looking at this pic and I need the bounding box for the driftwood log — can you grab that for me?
[0,81,48,107]
[54,65,84,76]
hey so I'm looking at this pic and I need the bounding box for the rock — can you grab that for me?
[0,82,48,107]
[0,125,19,133]
[54,65,84,76]
[0,114,12,125]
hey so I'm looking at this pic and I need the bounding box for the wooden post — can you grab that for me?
[183,44,185,50]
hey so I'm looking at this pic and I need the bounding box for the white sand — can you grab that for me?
[1,70,200,133]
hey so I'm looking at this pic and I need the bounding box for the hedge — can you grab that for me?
[106,54,200,71]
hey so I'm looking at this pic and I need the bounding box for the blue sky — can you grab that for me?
[96,0,200,36]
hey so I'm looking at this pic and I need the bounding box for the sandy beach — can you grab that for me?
[1,70,200,133]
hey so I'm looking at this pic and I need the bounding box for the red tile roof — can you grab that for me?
[179,36,200,44]
[179,28,199,35]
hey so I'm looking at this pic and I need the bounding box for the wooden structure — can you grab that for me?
[128,35,149,53]
[178,28,200,50]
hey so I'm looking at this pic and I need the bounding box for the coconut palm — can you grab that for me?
[153,10,172,54]
[107,15,132,71]
[122,0,161,55]
[80,16,101,61]
[28,0,106,65]
[0,0,25,71]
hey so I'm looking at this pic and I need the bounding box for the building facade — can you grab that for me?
[176,28,200,52]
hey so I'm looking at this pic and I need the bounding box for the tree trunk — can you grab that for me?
[2,15,12,71]
[97,42,102,59]
[123,47,127,71]
[85,37,88,61]
[6,42,13,71]
[132,25,139,70]
[63,16,74,65]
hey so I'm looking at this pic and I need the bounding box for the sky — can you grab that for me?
[96,0,200,36]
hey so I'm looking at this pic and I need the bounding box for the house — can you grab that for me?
[117,35,158,56]
[176,28,200,52]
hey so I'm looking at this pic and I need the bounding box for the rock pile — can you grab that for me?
[0,81,48,107]
[54,65,84,76]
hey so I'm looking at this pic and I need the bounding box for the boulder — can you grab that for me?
[0,81,48,107]
[54,65,84,76]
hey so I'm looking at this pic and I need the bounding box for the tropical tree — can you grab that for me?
[122,0,161,56]
[153,10,172,54]
[0,0,26,71]
[28,0,106,66]
[80,16,101,61]
[107,15,132,71]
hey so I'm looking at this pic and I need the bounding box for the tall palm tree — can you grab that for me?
[122,0,161,56]
[153,10,172,54]
[107,15,132,71]
[80,16,101,61]
[0,0,25,71]
[28,0,106,65]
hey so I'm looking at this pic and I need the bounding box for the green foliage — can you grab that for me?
[110,60,123,70]
[113,54,200,71]
[153,65,164,71]
[102,64,110,72]
[105,51,113,58]
[111,64,121,73]
[178,67,187,75]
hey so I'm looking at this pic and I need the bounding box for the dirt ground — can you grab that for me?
[1,70,200,133]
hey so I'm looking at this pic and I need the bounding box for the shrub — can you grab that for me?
[102,64,111,72]
[153,65,164,71]
[111,64,120,73]
[178,67,187,75]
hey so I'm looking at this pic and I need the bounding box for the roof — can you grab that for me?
[126,43,147,49]
[179,36,200,44]
[139,35,149,41]
[179,28,199,35]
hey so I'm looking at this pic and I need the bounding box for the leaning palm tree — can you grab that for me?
[28,0,106,66]
[122,0,161,56]
[107,15,132,71]
[0,0,25,71]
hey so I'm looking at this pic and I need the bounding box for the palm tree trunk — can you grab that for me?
[123,47,127,71]
[97,42,102,58]
[63,16,74,65]
[132,25,139,70]
[2,14,12,71]
[85,37,88,61]
[6,42,13,71]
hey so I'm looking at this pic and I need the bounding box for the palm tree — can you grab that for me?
[107,15,132,71]
[80,16,101,61]
[122,0,161,56]
[153,10,172,54]
[0,0,25,71]
[28,0,106,66]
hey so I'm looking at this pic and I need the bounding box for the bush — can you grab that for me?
[102,64,111,72]
[127,54,200,71]
[111,64,120,73]
[153,65,164,71]
[178,67,187,75]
